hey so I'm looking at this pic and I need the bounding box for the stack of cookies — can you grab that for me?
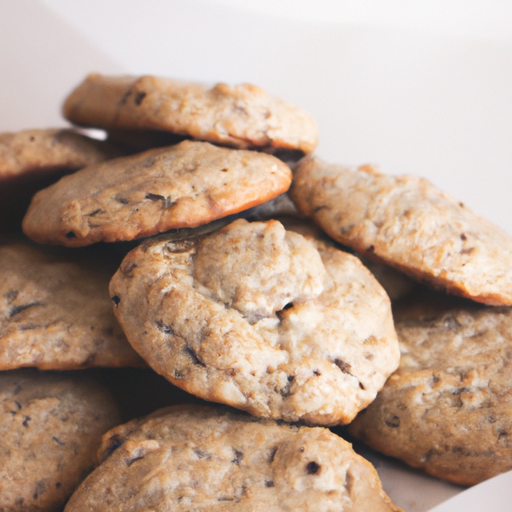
[1,72,511,511]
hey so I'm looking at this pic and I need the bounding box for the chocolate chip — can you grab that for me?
[265,480,274,487]
[334,359,352,374]
[134,91,147,105]
[185,346,205,366]
[385,416,400,428]
[22,416,31,427]
[126,454,144,467]
[65,231,76,239]
[33,479,47,499]
[231,449,243,465]
[193,449,211,459]
[306,461,321,475]
[101,434,124,462]
[155,320,174,335]
[52,436,66,446]
[145,193,176,209]
[119,89,132,105]
[87,208,104,217]
[269,446,278,463]
[145,193,165,202]
[111,295,121,306]
[9,302,42,318]
[4,290,19,301]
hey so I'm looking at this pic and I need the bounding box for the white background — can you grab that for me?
[1,2,512,509]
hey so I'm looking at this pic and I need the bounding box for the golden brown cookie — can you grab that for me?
[64,404,402,512]
[0,240,144,369]
[290,156,512,305]
[0,128,121,232]
[22,140,292,247]
[0,368,121,512]
[63,73,318,153]
[109,219,400,425]
[348,289,512,485]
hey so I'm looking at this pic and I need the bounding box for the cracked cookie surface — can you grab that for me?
[109,219,399,425]
[64,404,402,512]
[348,290,512,485]
[22,140,292,246]
[0,368,120,512]
[0,241,143,369]
[290,156,512,305]
[63,74,318,154]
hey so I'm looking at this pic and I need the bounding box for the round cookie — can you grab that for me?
[290,156,512,306]
[0,368,121,512]
[22,140,292,247]
[0,240,144,370]
[348,289,512,485]
[64,404,402,512]
[62,73,318,154]
[109,219,400,425]
[0,128,121,231]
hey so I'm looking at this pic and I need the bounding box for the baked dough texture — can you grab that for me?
[63,74,318,154]
[0,128,120,181]
[0,241,143,369]
[266,216,415,302]
[109,219,400,425]
[348,290,512,485]
[22,140,292,247]
[0,368,121,512]
[290,156,512,305]
[64,404,402,512]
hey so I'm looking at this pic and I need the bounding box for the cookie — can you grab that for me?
[22,140,292,247]
[0,128,121,181]
[264,215,415,302]
[109,219,400,425]
[348,289,512,485]
[0,368,121,512]
[0,128,121,231]
[64,404,402,512]
[0,240,144,369]
[62,73,318,154]
[290,156,512,305]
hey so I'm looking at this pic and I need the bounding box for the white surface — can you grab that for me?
[428,469,512,512]
[1,2,511,510]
